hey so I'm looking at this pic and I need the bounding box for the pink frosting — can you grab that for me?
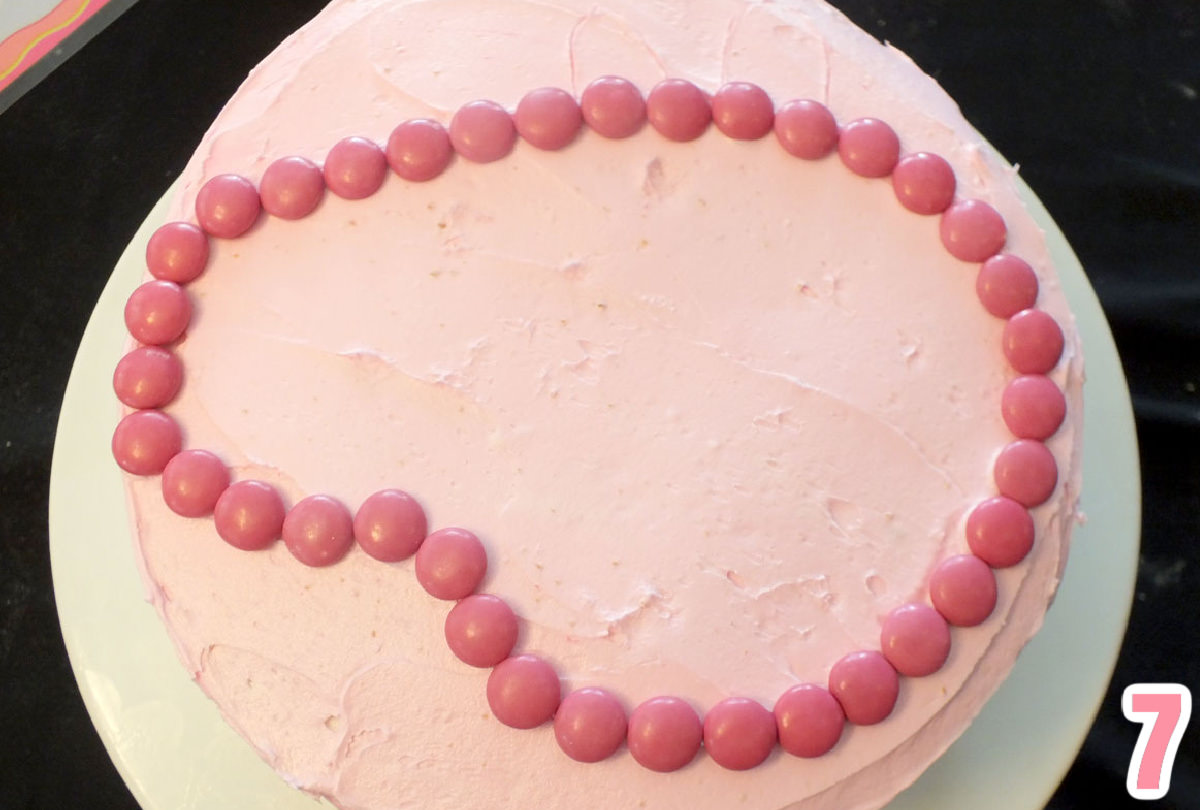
[123,1,1084,808]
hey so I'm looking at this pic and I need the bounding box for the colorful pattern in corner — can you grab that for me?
[0,0,109,94]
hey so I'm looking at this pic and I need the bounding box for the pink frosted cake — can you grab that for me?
[110,0,1083,808]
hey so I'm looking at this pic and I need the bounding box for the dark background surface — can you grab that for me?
[1,0,1196,807]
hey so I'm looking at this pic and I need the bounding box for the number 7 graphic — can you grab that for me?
[1122,683,1192,800]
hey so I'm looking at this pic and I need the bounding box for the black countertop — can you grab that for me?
[1,1,1197,808]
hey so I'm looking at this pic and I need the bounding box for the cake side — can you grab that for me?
[117,1,1084,809]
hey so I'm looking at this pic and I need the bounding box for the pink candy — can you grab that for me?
[977,254,1039,318]
[414,527,488,599]
[939,198,1006,262]
[113,346,183,409]
[1003,308,1065,374]
[260,156,325,220]
[702,697,777,771]
[1002,374,1067,440]
[930,554,997,627]
[353,488,427,562]
[774,99,838,160]
[282,494,355,567]
[967,496,1035,568]
[515,87,582,151]
[774,683,844,758]
[627,696,703,772]
[161,449,229,518]
[450,100,516,164]
[146,221,209,283]
[554,688,628,763]
[838,117,899,178]
[444,594,519,668]
[111,409,181,476]
[880,603,951,677]
[994,438,1058,507]
[487,654,561,729]
[828,650,899,725]
[711,82,774,141]
[213,480,286,551]
[892,152,956,215]
[324,136,388,200]
[580,75,645,139]
[195,174,260,238]
[387,119,453,182]
[124,280,190,345]
[646,79,711,143]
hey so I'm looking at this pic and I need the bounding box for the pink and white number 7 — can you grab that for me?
[1122,683,1192,800]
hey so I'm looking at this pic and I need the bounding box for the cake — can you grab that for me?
[110,0,1084,808]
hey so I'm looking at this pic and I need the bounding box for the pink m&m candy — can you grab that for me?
[112,409,181,476]
[774,683,844,758]
[580,75,645,139]
[702,697,777,771]
[646,79,711,143]
[1002,374,1067,440]
[487,654,561,729]
[774,99,838,160]
[711,82,774,141]
[146,221,209,283]
[555,688,628,763]
[161,449,229,518]
[450,100,516,164]
[994,438,1058,507]
[880,603,951,677]
[195,173,260,238]
[259,156,324,220]
[414,527,488,600]
[1003,309,1065,374]
[324,136,387,199]
[444,594,519,668]
[627,696,703,772]
[892,152,956,215]
[515,87,582,151]
[124,280,190,345]
[387,119,453,182]
[930,554,997,627]
[966,496,1035,568]
[112,346,182,409]
[838,117,899,178]
[213,480,286,551]
[940,198,1006,262]
[282,494,355,567]
[353,488,427,562]
[828,650,899,725]
[977,254,1039,318]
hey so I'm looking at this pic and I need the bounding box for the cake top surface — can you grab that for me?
[117,1,1084,808]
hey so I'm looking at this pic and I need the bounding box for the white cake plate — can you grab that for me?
[49,177,1139,809]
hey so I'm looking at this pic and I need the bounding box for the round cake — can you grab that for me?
[112,1,1084,808]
